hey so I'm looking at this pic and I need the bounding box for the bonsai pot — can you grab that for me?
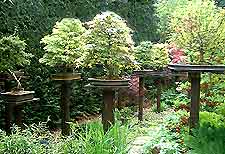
[1,91,35,104]
[133,69,169,77]
[88,78,129,88]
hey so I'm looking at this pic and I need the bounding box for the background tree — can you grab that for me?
[169,0,225,64]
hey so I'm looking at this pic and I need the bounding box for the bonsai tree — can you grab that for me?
[83,11,135,79]
[169,0,225,64]
[0,35,32,92]
[39,18,87,70]
[134,41,169,70]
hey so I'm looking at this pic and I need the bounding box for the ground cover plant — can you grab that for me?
[0,110,142,154]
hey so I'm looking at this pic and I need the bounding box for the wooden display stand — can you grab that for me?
[133,70,186,121]
[168,64,225,131]
[1,91,36,134]
[88,78,129,132]
[52,73,81,136]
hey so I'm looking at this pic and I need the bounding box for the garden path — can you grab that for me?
[128,109,174,154]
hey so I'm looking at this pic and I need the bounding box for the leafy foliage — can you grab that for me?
[0,35,32,72]
[0,121,132,154]
[161,88,189,108]
[169,0,225,64]
[215,103,225,116]
[185,124,225,154]
[0,0,159,124]
[200,111,225,128]
[155,0,188,42]
[40,18,86,68]
[134,41,169,70]
[83,11,135,78]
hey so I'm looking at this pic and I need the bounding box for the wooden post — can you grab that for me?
[189,72,201,131]
[102,88,114,132]
[5,103,14,135]
[15,104,24,127]
[156,79,161,113]
[138,77,144,121]
[61,80,71,136]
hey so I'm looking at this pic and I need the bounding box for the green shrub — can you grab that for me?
[216,103,225,116]
[134,41,169,70]
[185,124,225,154]
[0,121,132,154]
[0,35,32,72]
[155,0,189,41]
[0,126,46,154]
[200,111,225,128]
[83,11,135,78]
[40,18,86,68]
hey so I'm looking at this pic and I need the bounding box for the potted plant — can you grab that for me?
[39,18,87,79]
[134,41,169,71]
[39,18,87,135]
[134,41,170,114]
[83,11,135,86]
[0,35,33,134]
[0,35,33,102]
[83,11,135,131]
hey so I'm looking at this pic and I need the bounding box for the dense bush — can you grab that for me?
[40,18,86,67]
[155,0,188,42]
[134,41,169,70]
[185,124,225,154]
[0,35,32,72]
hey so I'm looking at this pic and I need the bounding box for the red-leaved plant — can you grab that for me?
[168,44,187,64]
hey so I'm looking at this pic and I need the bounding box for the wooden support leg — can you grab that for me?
[102,88,114,132]
[15,104,24,127]
[61,80,71,136]
[5,103,14,135]
[138,77,144,121]
[189,72,201,132]
[156,79,161,113]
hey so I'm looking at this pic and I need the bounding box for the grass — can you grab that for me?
[0,119,137,154]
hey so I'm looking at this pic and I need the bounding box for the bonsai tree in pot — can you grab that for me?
[134,41,170,114]
[0,35,33,97]
[83,11,135,84]
[0,35,33,134]
[134,41,169,71]
[83,11,135,131]
[39,18,87,135]
[39,18,87,79]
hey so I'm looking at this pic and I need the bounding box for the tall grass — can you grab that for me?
[72,121,130,154]
[0,121,132,154]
